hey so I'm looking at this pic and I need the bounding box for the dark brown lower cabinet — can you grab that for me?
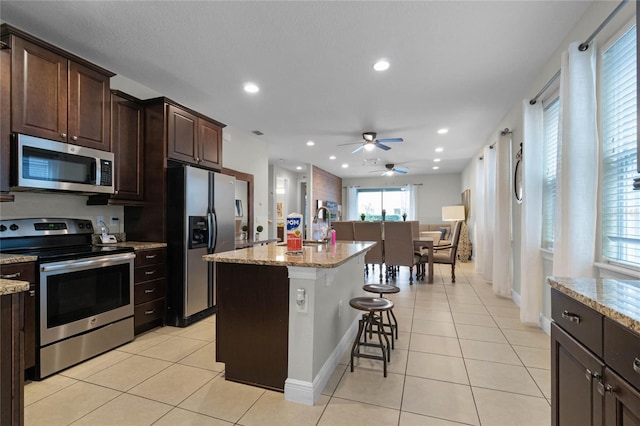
[133,248,166,335]
[552,288,640,426]
[0,292,24,426]
[216,263,289,391]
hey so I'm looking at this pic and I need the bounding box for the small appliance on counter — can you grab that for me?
[100,226,118,244]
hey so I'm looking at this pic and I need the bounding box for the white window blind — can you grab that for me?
[601,24,639,267]
[541,96,560,250]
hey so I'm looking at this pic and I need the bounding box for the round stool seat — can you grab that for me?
[350,297,394,312]
[363,284,400,295]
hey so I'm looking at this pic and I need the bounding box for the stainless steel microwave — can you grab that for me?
[12,133,115,194]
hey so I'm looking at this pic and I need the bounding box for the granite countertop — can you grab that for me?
[548,276,640,334]
[0,278,30,296]
[0,253,38,265]
[93,241,167,251]
[204,241,376,268]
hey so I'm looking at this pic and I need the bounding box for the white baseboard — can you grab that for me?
[284,316,359,405]
[511,289,521,307]
[540,314,551,335]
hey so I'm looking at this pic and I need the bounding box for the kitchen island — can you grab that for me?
[204,241,375,405]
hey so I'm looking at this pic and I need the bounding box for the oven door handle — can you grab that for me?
[40,253,136,272]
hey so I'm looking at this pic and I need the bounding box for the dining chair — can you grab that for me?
[353,221,384,281]
[417,220,463,283]
[332,221,355,240]
[382,221,420,284]
[408,221,420,239]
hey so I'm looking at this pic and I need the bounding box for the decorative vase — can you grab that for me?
[360,214,365,221]
[402,213,407,221]
[382,210,386,221]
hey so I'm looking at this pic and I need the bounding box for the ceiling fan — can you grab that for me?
[339,132,404,153]
[370,163,409,176]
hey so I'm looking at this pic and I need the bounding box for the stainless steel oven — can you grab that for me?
[0,218,135,379]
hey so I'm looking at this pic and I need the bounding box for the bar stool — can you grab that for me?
[363,284,399,348]
[349,296,394,377]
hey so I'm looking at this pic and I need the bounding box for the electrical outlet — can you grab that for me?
[110,217,119,226]
[96,215,104,226]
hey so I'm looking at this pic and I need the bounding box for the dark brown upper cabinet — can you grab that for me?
[167,104,222,170]
[110,91,144,202]
[3,25,114,152]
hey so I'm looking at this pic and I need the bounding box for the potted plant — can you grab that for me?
[382,209,386,221]
[360,213,366,221]
[255,225,263,241]
[402,212,407,221]
[241,225,248,240]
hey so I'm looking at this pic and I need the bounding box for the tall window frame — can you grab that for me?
[600,21,639,267]
[356,187,412,221]
[541,95,560,250]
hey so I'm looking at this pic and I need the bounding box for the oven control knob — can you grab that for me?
[78,223,84,229]
[9,224,18,231]
[0,225,6,232]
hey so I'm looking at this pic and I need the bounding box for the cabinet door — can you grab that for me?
[111,93,144,200]
[1,39,11,194]
[11,36,68,142]
[68,61,110,150]
[167,105,198,164]
[198,118,222,170]
[24,284,35,370]
[552,322,605,426]
[604,368,640,425]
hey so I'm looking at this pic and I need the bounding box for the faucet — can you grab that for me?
[313,206,331,241]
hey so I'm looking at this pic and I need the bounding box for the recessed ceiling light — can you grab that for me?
[341,163,349,168]
[243,82,259,93]
[373,59,390,71]
[433,166,440,170]
[296,166,303,170]
[306,140,315,146]
[437,128,448,134]
[435,147,444,153]
[329,155,336,160]
[433,158,441,162]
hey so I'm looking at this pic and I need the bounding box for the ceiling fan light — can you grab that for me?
[385,170,394,176]
[364,143,376,151]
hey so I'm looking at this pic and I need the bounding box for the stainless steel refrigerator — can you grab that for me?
[167,165,236,326]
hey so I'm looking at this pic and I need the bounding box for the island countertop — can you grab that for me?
[204,241,375,268]
[548,276,640,334]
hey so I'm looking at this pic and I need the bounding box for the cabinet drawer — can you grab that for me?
[134,279,165,304]
[134,298,164,324]
[0,262,36,283]
[604,317,640,390]
[134,264,165,283]
[551,288,603,357]
[134,249,165,267]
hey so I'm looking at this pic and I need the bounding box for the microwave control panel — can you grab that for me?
[100,160,113,186]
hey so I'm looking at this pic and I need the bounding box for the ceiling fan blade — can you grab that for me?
[394,168,408,174]
[375,142,391,151]
[352,145,365,154]
[337,142,364,146]
[376,137,404,143]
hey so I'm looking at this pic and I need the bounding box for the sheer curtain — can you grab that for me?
[475,157,485,273]
[406,184,418,220]
[553,42,598,277]
[346,186,358,221]
[520,101,544,324]
[492,132,512,297]
[482,145,496,282]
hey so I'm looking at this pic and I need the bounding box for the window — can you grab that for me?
[541,96,560,250]
[357,187,410,221]
[601,24,639,267]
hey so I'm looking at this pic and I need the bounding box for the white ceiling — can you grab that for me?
[1,1,592,178]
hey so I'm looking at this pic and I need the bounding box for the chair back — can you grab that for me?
[382,222,415,267]
[437,220,463,263]
[408,221,420,239]
[332,221,355,240]
[353,222,383,264]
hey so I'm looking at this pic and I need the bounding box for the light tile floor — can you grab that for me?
[24,262,551,426]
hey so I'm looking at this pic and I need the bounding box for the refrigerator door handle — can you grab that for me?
[207,210,214,250]
[211,208,218,252]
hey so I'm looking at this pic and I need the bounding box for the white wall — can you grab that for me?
[342,173,462,224]
[460,1,637,323]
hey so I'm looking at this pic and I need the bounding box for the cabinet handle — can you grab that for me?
[144,288,156,294]
[633,358,640,374]
[144,270,156,276]
[585,368,600,382]
[561,310,581,324]
[61,133,67,139]
[0,272,21,279]
[144,309,155,315]
[72,136,78,141]
[29,290,35,297]
[145,254,157,259]
[597,381,613,396]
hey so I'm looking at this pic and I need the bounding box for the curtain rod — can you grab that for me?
[529,0,628,105]
[579,0,629,51]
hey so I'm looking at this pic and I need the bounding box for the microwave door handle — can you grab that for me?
[91,160,99,185]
